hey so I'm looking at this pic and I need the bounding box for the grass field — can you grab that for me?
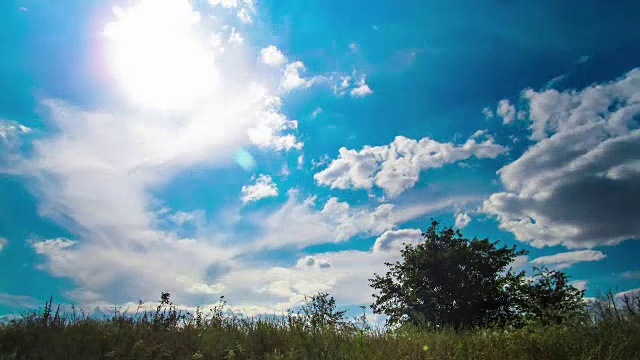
[1,294,639,360]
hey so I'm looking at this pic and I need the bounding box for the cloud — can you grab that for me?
[372,229,422,253]
[350,76,373,98]
[332,72,373,98]
[483,68,640,248]
[228,27,244,44]
[297,155,304,169]
[614,287,640,299]
[570,280,588,292]
[0,120,31,148]
[315,132,507,197]
[333,75,351,96]
[621,271,640,279]
[237,8,252,24]
[2,0,310,305]
[0,237,6,252]
[482,107,494,119]
[213,229,428,313]
[247,107,302,150]
[0,293,37,309]
[311,107,323,118]
[530,250,606,270]
[208,0,240,7]
[496,99,516,124]
[296,256,332,269]
[454,212,471,229]
[260,45,287,66]
[241,174,279,203]
[282,61,315,90]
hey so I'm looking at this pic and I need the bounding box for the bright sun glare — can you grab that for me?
[103,0,218,111]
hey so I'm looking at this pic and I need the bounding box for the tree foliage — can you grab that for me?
[510,266,587,326]
[369,220,587,330]
[299,292,347,330]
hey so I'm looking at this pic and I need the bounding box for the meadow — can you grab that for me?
[0,291,639,360]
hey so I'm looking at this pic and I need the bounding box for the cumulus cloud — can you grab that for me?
[260,45,287,66]
[530,250,606,270]
[314,132,507,197]
[296,255,332,269]
[241,174,279,203]
[350,76,373,98]
[483,68,640,248]
[482,107,494,119]
[372,229,422,253]
[282,61,315,90]
[454,212,471,229]
[332,72,372,98]
[496,99,516,124]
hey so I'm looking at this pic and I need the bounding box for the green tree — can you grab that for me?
[512,266,588,326]
[369,220,528,330]
[299,292,347,330]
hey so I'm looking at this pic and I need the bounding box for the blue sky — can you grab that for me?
[1,0,640,320]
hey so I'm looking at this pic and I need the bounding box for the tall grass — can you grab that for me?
[1,292,639,360]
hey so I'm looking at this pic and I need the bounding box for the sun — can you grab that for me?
[103,0,218,111]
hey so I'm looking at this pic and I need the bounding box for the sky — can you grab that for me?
[1,0,640,322]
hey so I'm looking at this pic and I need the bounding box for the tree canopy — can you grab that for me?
[369,220,586,330]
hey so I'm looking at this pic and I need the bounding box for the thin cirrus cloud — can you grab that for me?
[530,250,606,270]
[483,68,640,249]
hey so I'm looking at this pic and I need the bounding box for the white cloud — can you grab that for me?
[3,0,304,304]
[0,119,31,147]
[372,229,422,253]
[315,132,507,197]
[496,99,516,124]
[282,61,315,90]
[482,107,494,119]
[530,250,606,270]
[311,107,323,118]
[241,174,279,203]
[350,76,373,98]
[259,45,287,66]
[0,237,7,252]
[297,154,304,169]
[247,106,302,151]
[228,27,244,44]
[483,68,640,248]
[621,271,640,279]
[0,293,37,309]
[570,280,588,292]
[237,8,252,24]
[208,0,240,8]
[333,75,351,96]
[186,282,225,295]
[454,212,471,229]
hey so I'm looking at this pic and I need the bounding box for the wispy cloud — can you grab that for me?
[530,250,606,270]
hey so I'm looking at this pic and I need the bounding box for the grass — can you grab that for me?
[1,294,639,360]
